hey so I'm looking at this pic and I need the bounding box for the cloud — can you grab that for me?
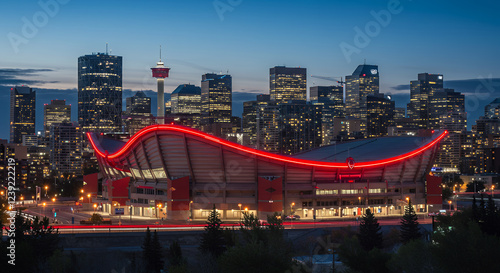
[391,78,500,93]
[391,84,410,91]
[0,68,59,86]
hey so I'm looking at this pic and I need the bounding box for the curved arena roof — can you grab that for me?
[89,125,447,170]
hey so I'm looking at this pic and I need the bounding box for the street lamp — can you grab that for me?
[44,186,48,197]
[52,197,56,202]
[492,185,495,198]
[87,193,91,204]
[290,202,295,215]
[189,201,193,221]
[448,200,452,210]
[42,202,46,217]
[358,196,361,205]
[81,189,84,194]
[238,203,242,223]
[93,203,97,212]
[157,203,162,220]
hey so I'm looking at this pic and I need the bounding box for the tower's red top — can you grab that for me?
[151,67,170,78]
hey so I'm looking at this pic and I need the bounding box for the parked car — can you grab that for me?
[285,215,301,220]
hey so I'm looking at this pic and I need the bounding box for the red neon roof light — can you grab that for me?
[87,125,448,170]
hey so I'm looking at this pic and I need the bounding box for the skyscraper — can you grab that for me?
[394,107,406,119]
[78,52,122,133]
[429,89,466,172]
[310,86,343,104]
[310,85,345,144]
[242,94,270,146]
[257,101,280,153]
[434,110,467,171]
[270,66,307,104]
[366,94,395,138]
[257,101,322,155]
[126,91,151,116]
[407,73,444,129]
[123,91,153,136]
[472,101,500,173]
[50,122,82,175]
[10,86,36,143]
[171,84,201,114]
[429,88,464,129]
[44,100,71,137]
[201,73,232,136]
[485,98,500,119]
[279,101,322,155]
[345,64,379,121]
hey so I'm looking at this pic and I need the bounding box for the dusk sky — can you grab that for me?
[1,0,500,139]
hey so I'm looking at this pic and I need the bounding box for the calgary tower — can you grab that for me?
[151,46,170,124]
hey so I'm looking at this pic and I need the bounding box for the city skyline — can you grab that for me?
[1,0,500,139]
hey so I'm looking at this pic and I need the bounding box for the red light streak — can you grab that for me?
[87,125,448,170]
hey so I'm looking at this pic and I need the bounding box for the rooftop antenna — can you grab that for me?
[159,45,162,62]
[106,43,108,55]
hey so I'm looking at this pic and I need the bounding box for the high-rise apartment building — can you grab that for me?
[171,84,201,114]
[257,101,280,153]
[257,101,322,155]
[366,94,395,138]
[50,122,82,175]
[345,64,379,122]
[242,94,270,146]
[429,88,464,129]
[126,91,151,116]
[78,52,122,133]
[123,91,153,135]
[279,101,322,155]
[312,100,345,146]
[310,86,343,104]
[201,73,232,136]
[270,66,307,104]
[434,110,467,172]
[44,100,71,137]
[485,98,500,119]
[10,86,36,143]
[394,107,406,119]
[472,99,500,173]
[407,73,443,129]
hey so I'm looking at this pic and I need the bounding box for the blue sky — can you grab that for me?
[1,0,499,139]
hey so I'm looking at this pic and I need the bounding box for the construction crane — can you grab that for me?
[310,75,346,85]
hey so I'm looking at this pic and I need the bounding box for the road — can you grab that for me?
[18,203,433,234]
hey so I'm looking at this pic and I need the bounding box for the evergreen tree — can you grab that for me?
[483,194,500,236]
[218,212,292,273]
[358,208,383,251]
[199,204,226,257]
[472,194,479,222]
[151,231,164,272]
[142,227,153,272]
[2,213,60,272]
[479,194,486,222]
[267,212,284,233]
[400,199,422,243]
[240,211,266,244]
[142,228,164,273]
[169,240,184,266]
